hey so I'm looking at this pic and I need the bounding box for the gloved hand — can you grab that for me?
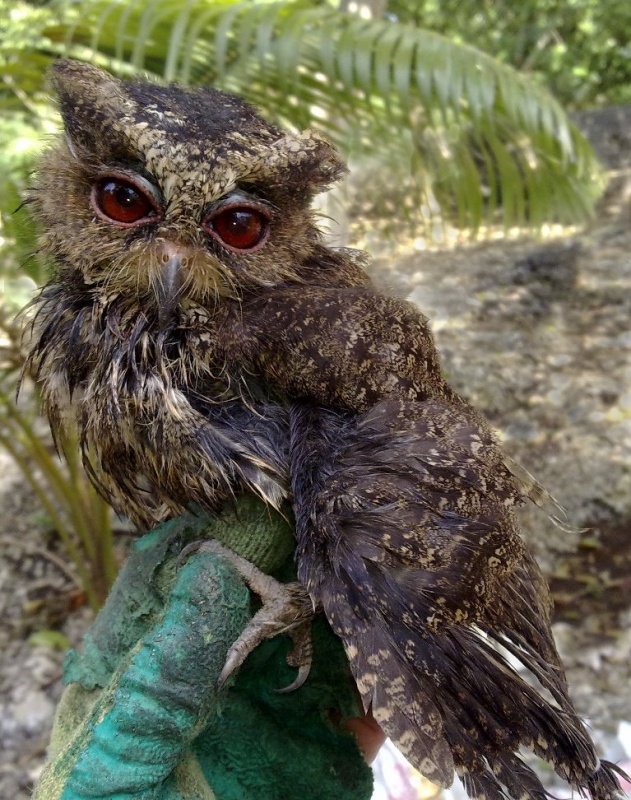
[33,495,373,800]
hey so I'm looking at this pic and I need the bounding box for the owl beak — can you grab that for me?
[156,255,183,329]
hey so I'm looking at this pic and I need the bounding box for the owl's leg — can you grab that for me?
[180,539,316,691]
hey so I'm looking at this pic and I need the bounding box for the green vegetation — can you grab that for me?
[1,0,606,243]
[388,0,631,109]
[0,308,115,611]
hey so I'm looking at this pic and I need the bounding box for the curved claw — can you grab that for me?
[217,645,248,691]
[216,603,315,691]
[275,663,311,694]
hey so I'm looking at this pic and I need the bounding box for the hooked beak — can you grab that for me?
[155,255,184,329]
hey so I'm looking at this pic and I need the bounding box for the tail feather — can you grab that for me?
[490,752,550,800]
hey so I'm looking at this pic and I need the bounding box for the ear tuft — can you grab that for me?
[258,130,347,197]
[47,59,132,152]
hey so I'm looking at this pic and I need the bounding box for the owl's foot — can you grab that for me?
[180,539,316,691]
[275,618,313,694]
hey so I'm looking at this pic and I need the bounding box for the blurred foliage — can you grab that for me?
[0,1,117,602]
[388,0,631,109]
[0,0,604,253]
[0,306,116,610]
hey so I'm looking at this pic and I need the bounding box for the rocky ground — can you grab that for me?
[1,123,631,796]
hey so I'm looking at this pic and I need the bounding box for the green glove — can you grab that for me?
[33,496,373,800]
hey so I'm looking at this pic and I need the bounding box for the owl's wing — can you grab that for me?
[290,399,623,800]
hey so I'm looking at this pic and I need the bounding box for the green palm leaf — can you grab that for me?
[1,0,603,232]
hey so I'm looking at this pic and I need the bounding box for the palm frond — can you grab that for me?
[1,0,604,230]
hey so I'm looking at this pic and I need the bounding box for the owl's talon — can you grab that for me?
[181,539,316,689]
[276,618,313,692]
[216,639,251,691]
[275,663,311,694]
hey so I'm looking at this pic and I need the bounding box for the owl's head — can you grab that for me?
[32,60,355,320]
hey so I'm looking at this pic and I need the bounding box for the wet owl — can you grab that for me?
[24,60,625,800]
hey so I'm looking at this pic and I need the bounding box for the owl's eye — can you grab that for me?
[92,177,158,226]
[204,205,270,252]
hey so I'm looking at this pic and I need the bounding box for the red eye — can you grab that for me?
[93,178,156,225]
[206,206,269,251]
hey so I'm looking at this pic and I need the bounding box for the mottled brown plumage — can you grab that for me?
[23,60,625,799]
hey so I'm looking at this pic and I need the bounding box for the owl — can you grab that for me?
[23,60,625,800]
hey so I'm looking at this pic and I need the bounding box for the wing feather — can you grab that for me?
[290,400,625,800]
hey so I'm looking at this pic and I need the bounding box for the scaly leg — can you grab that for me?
[180,539,316,690]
